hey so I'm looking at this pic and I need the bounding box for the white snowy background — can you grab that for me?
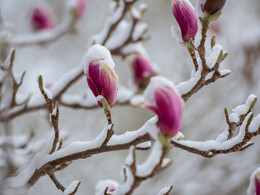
[1,0,260,194]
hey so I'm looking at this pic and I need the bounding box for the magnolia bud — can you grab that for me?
[203,0,226,15]
[172,0,198,42]
[131,56,157,90]
[75,0,88,18]
[144,76,183,137]
[30,4,55,31]
[84,44,118,107]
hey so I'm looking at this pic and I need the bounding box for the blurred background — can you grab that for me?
[1,0,260,194]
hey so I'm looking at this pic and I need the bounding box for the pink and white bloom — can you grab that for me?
[131,55,156,89]
[30,4,55,31]
[144,76,183,137]
[171,0,198,43]
[84,44,118,107]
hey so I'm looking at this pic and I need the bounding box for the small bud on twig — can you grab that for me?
[144,76,183,137]
[30,4,55,31]
[84,44,118,108]
[131,55,157,91]
[172,0,198,42]
[204,0,226,15]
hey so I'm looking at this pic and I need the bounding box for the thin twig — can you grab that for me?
[46,166,65,192]
[125,146,170,195]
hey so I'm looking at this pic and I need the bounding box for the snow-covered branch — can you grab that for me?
[6,117,154,189]
[0,0,149,122]
[3,0,80,47]
[1,0,260,194]
[172,94,260,158]
[110,141,171,195]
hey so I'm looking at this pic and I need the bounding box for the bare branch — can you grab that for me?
[46,165,65,192]
[178,18,230,102]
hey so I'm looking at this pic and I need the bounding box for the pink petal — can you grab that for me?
[88,62,102,94]
[31,5,55,31]
[99,64,118,107]
[132,56,154,85]
[154,86,183,137]
[172,0,198,42]
[87,76,100,97]
[143,105,159,115]
[76,0,87,18]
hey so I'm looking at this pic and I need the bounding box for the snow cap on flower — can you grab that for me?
[172,0,198,42]
[95,179,118,195]
[131,55,157,90]
[84,44,118,107]
[143,76,183,137]
[203,0,226,15]
[30,4,55,31]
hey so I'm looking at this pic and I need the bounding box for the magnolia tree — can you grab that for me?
[0,0,260,194]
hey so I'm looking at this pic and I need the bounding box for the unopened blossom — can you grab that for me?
[172,0,198,42]
[131,55,157,90]
[202,0,226,15]
[75,0,88,18]
[84,44,118,107]
[144,76,183,137]
[30,4,55,31]
[255,173,260,195]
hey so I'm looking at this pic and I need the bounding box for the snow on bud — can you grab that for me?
[203,0,226,15]
[30,4,55,31]
[172,0,198,42]
[131,55,157,90]
[84,44,118,107]
[144,76,183,137]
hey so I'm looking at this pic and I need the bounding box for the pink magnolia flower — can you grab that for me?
[172,0,198,42]
[144,76,183,137]
[255,173,260,195]
[30,4,55,31]
[84,44,118,107]
[131,55,157,89]
[75,0,88,18]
